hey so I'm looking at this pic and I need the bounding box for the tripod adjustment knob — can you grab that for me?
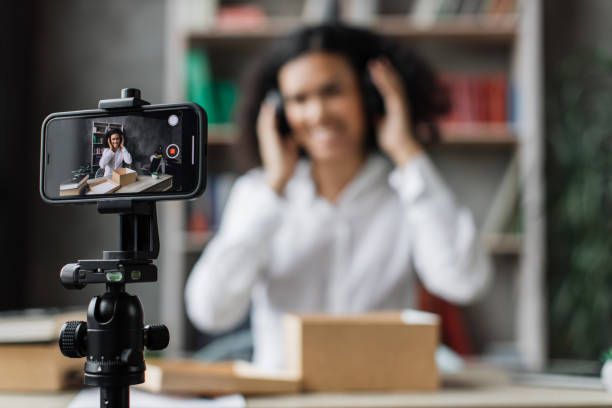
[144,324,169,351]
[60,263,85,290]
[59,321,87,358]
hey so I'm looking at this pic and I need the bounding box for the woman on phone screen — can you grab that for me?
[99,128,132,177]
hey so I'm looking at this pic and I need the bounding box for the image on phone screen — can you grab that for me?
[42,106,204,201]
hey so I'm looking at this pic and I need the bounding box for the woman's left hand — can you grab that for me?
[120,139,125,149]
[368,58,423,167]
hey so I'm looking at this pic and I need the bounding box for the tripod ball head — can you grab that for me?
[58,284,169,390]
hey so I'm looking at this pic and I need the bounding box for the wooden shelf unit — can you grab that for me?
[162,0,544,369]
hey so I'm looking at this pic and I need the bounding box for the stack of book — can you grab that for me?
[410,0,517,25]
[441,73,511,125]
[59,174,89,197]
[0,308,85,391]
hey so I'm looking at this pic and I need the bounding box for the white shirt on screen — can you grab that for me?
[99,147,133,177]
[185,153,492,370]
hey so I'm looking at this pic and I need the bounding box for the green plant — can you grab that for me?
[547,48,612,360]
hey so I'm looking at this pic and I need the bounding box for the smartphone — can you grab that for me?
[40,103,207,204]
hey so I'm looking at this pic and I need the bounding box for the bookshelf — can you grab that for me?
[161,0,544,370]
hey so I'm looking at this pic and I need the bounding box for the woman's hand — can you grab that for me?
[120,139,125,149]
[256,101,299,195]
[368,58,423,167]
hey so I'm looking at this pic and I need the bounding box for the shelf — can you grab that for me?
[207,123,517,147]
[485,233,521,256]
[182,231,521,257]
[373,16,517,42]
[439,123,517,146]
[183,231,521,257]
[188,16,516,46]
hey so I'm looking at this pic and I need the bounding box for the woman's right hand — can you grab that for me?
[256,101,298,195]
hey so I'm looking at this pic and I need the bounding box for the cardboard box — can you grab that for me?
[112,168,136,186]
[284,310,440,392]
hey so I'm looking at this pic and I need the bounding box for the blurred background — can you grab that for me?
[1,0,610,375]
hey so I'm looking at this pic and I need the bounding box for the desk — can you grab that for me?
[3,366,612,408]
[248,386,612,407]
[2,385,612,408]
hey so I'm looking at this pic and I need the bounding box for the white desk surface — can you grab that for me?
[2,365,612,408]
[2,385,612,408]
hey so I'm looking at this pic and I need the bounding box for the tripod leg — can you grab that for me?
[100,386,129,408]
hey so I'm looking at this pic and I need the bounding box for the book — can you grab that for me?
[410,0,445,26]
[138,359,300,396]
[0,342,83,391]
[441,73,510,126]
[0,308,85,343]
[0,308,86,391]
[87,180,120,195]
[59,174,89,196]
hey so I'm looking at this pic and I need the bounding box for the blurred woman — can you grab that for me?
[185,24,492,370]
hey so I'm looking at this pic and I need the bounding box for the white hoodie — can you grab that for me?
[99,147,133,177]
[185,153,492,370]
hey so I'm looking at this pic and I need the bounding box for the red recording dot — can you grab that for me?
[166,144,180,159]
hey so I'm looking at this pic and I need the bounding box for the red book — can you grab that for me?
[455,76,472,122]
[439,74,460,123]
[488,75,508,122]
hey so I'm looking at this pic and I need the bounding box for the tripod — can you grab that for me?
[59,200,169,408]
[58,90,169,408]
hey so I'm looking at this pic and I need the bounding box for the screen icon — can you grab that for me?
[166,144,180,159]
[168,115,179,126]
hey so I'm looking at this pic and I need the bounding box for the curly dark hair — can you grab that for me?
[104,127,124,147]
[236,23,450,168]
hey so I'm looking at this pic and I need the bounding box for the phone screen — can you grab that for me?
[41,104,206,201]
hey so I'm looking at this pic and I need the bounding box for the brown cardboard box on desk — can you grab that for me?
[285,310,440,392]
[112,168,137,186]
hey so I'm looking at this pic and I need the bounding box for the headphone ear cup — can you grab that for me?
[276,103,291,137]
[362,71,385,117]
[265,89,292,137]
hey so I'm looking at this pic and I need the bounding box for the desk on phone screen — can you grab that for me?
[87,174,173,195]
[116,174,173,193]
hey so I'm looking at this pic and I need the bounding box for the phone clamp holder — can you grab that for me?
[58,90,168,408]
